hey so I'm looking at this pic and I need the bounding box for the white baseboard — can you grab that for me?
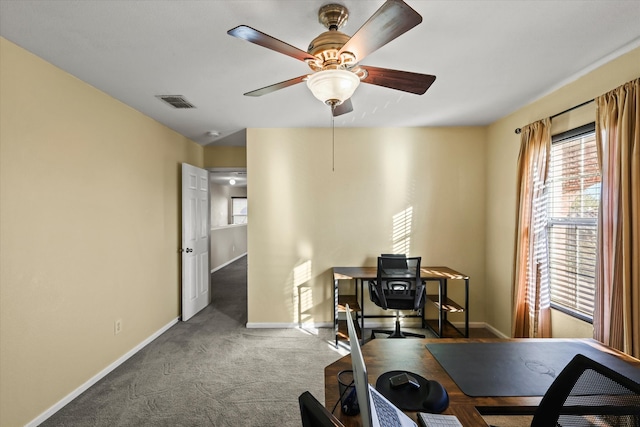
[210,252,247,273]
[27,317,179,427]
[448,321,510,338]
[482,322,510,338]
[246,320,510,338]
[246,322,333,329]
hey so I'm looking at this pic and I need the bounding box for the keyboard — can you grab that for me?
[418,413,463,427]
[371,389,403,427]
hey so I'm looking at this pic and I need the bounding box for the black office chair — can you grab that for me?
[368,255,426,339]
[531,353,640,427]
[299,391,345,427]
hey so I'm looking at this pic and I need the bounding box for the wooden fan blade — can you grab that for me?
[244,75,308,97]
[333,99,353,116]
[338,0,422,62]
[228,25,317,63]
[360,65,436,95]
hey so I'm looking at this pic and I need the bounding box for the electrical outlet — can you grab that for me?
[114,319,122,335]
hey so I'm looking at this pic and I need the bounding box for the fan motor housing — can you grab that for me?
[307,31,355,70]
[306,4,356,71]
[318,4,349,30]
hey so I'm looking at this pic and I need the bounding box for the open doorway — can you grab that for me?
[208,168,248,273]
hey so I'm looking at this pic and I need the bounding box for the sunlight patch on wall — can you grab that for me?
[392,207,413,254]
[294,260,312,287]
[293,260,313,325]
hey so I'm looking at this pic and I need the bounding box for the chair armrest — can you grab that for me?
[414,283,426,310]
[368,280,388,310]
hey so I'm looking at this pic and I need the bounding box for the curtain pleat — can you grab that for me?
[513,118,552,338]
[594,78,640,358]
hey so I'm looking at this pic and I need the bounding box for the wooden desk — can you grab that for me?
[324,338,640,427]
[333,266,469,345]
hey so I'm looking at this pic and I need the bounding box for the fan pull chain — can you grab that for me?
[329,105,335,172]
[332,113,335,172]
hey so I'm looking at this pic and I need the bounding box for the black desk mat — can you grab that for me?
[425,341,640,397]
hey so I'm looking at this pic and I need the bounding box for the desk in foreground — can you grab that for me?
[324,338,640,427]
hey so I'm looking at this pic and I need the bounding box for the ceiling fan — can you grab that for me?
[227,0,436,117]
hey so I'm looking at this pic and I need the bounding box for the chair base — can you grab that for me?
[371,319,425,339]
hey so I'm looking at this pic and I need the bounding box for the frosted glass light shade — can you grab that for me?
[306,69,360,105]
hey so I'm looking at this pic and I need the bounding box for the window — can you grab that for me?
[547,123,599,322]
[232,197,247,224]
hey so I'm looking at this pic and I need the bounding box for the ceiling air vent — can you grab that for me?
[156,95,196,109]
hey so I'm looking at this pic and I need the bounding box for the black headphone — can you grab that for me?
[333,374,360,416]
[341,385,359,416]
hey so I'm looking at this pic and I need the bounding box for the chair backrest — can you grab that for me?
[531,353,640,427]
[299,391,345,427]
[370,255,424,311]
[380,253,407,270]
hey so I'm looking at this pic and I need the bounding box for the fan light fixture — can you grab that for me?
[306,69,360,106]
[229,179,236,185]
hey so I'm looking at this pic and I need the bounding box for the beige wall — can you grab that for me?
[485,46,640,337]
[210,181,247,227]
[246,127,487,326]
[245,47,640,330]
[0,38,203,426]
[203,145,247,168]
[211,225,248,270]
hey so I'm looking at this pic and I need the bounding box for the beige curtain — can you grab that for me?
[512,118,552,338]
[594,78,640,358]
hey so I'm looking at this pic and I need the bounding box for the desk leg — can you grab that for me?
[333,276,338,347]
[438,279,444,338]
[421,291,426,329]
[464,278,469,338]
[359,279,365,346]
[442,279,449,325]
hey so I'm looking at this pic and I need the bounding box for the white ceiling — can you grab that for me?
[1,1,639,147]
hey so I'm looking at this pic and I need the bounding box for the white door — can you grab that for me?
[181,163,210,321]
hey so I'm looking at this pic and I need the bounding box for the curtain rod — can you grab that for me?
[514,98,595,134]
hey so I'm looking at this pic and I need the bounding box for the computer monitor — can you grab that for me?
[299,391,344,427]
[345,305,419,427]
[345,304,373,427]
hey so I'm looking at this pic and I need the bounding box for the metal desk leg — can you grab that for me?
[438,279,444,338]
[334,276,338,346]
[421,287,426,328]
[442,279,449,325]
[359,279,365,346]
[464,278,469,338]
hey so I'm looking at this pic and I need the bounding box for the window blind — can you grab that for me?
[232,197,247,224]
[547,123,599,321]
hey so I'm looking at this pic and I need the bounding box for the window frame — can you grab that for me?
[231,196,247,225]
